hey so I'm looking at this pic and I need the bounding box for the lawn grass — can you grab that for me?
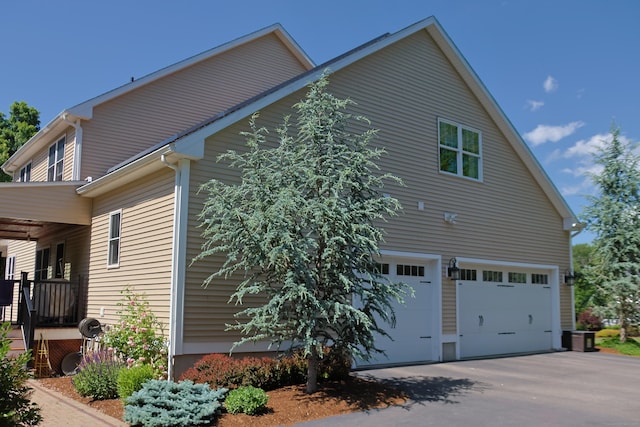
[597,337,640,356]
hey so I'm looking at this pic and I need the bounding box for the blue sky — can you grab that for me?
[2,1,639,244]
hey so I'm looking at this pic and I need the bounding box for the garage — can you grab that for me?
[458,265,554,358]
[355,256,440,367]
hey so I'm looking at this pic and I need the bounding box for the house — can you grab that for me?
[0,17,579,378]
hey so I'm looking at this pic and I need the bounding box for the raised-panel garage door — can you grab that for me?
[459,271,552,359]
[355,260,437,367]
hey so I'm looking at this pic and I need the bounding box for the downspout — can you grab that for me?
[161,153,188,381]
[569,223,585,330]
[62,113,83,181]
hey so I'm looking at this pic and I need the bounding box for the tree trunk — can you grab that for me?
[620,317,628,343]
[306,348,319,394]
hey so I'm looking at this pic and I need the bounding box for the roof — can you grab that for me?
[2,23,314,176]
[81,17,576,227]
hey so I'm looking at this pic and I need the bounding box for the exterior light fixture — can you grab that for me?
[564,270,576,286]
[447,258,460,281]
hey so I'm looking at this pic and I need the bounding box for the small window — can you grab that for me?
[396,264,425,277]
[438,119,482,180]
[47,136,65,181]
[460,269,477,281]
[369,263,389,275]
[483,270,503,282]
[6,256,16,280]
[19,163,31,182]
[55,242,65,278]
[508,272,527,284]
[531,274,549,285]
[108,210,122,267]
[35,248,50,280]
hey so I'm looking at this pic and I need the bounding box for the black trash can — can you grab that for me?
[571,331,596,352]
[562,330,573,350]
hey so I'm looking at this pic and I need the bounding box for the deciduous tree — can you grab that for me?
[0,101,40,181]
[195,74,407,393]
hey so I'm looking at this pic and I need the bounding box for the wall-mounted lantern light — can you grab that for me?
[448,258,460,281]
[564,270,576,286]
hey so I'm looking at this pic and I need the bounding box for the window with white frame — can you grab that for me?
[438,119,482,180]
[6,256,16,280]
[35,248,50,280]
[47,136,65,181]
[19,162,31,182]
[108,210,122,267]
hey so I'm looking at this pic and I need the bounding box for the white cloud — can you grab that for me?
[524,121,585,146]
[563,133,610,158]
[543,75,558,93]
[526,100,544,111]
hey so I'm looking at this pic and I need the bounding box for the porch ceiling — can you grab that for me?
[0,182,91,240]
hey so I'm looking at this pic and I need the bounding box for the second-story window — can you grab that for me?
[48,136,65,181]
[438,119,482,181]
[19,162,31,182]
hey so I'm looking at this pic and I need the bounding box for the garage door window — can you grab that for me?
[371,263,389,275]
[460,269,477,281]
[483,270,503,282]
[508,272,527,284]
[531,274,549,284]
[396,264,425,277]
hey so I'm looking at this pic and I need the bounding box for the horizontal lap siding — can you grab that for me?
[81,34,308,180]
[184,30,571,341]
[88,169,175,330]
[29,128,75,182]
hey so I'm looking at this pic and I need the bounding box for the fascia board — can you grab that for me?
[77,139,204,198]
[2,114,77,174]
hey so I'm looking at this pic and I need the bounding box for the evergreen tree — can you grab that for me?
[582,126,640,342]
[195,74,407,393]
[0,101,40,181]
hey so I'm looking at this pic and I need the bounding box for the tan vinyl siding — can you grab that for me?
[28,128,75,182]
[184,29,571,341]
[7,240,37,278]
[80,34,308,181]
[87,168,175,329]
[33,225,91,281]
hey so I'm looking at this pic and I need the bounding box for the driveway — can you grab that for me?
[298,352,639,426]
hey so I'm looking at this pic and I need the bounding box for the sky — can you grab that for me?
[2,0,639,244]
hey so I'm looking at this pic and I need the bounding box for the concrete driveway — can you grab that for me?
[298,352,639,427]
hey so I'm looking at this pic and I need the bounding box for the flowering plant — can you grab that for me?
[102,287,168,378]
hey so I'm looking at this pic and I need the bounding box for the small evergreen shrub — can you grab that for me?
[224,386,269,415]
[72,350,125,400]
[102,288,168,378]
[117,363,154,400]
[0,322,42,426]
[124,380,227,427]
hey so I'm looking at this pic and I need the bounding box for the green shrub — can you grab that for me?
[72,351,125,400]
[179,347,349,390]
[596,329,620,338]
[102,288,168,378]
[124,380,227,427]
[224,386,269,415]
[0,322,42,426]
[597,337,640,356]
[117,363,154,400]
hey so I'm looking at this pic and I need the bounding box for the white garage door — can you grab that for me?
[355,260,437,367]
[459,268,553,359]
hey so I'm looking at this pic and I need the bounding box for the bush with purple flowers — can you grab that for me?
[72,350,125,400]
[102,288,168,379]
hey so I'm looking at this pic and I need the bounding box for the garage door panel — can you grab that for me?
[355,261,436,367]
[459,272,553,359]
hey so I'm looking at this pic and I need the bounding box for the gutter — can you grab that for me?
[62,113,83,180]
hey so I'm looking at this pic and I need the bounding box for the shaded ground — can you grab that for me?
[37,375,407,426]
